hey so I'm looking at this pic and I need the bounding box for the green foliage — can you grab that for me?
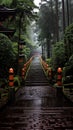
[12,42,18,55]
[0,78,8,88]
[10,0,36,21]
[64,23,73,58]
[37,1,56,41]
[62,54,73,84]
[22,47,30,61]
[51,41,65,70]
[64,23,73,42]
[0,0,12,6]
[0,33,16,78]
[46,58,51,67]
[63,54,73,76]
[37,2,57,58]
[14,76,20,87]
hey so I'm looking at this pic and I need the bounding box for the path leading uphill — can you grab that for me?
[0,56,73,130]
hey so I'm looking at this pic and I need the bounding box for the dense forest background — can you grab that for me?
[0,0,37,79]
[36,0,73,83]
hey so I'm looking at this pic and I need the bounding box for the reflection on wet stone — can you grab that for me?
[0,56,73,130]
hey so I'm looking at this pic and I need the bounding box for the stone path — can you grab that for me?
[0,56,73,130]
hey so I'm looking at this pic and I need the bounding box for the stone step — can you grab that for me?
[0,107,73,130]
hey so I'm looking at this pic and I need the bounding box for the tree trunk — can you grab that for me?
[47,39,50,58]
[55,0,59,41]
[62,0,66,33]
[66,0,70,26]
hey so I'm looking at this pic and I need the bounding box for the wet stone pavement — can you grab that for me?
[0,56,73,130]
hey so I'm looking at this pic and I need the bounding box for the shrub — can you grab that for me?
[14,76,20,87]
[63,54,73,83]
[0,33,16,78]
[46,58,51,66]
[51,41,65,70]
[64,23,73,58]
